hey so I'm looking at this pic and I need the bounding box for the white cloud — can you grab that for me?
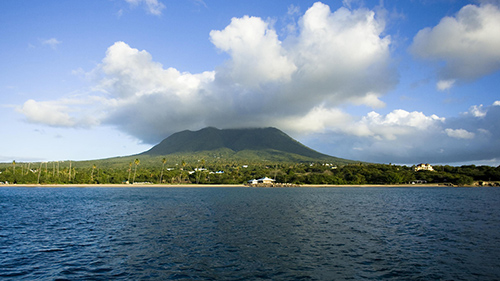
[468,104,487,117]
[19,99,75,127]
[284,108,445,144]
[93,42,216,141]
[18,98,103,128]
[366,109,444,129]
[303,102,500,164]
[124,0,165,15]
[436,79,455,91]
[349,92,386,108]
[275,106,354,134]
[19,95,108,128]
[41,38,61,49]
[209,16,297,88]
[410,4,500,83]
[493,101,500,106]
[355,109,444,140]
[445,128,475,139]
[95,41,214,99]
[288,2,395,103]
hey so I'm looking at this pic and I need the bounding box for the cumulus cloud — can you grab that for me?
[274,106,354,134]
[410,3,500,88]
[20,2,500,164]
[209,16,297,87]
[357,110,444,140]
[124,0,165,15]
[18,98,101,128]
[95,41,214,99]
[284,108,445,141]
[468,104,487,117]
[20,2,395,144]
[288,3,395,103]
[20,99,75,127]
[445,128,475,139]
[303,101,500,164]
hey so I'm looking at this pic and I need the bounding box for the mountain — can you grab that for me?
[140,127,356,164]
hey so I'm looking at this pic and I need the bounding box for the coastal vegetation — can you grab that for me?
[1,158,499,186]
[2,128,499,186]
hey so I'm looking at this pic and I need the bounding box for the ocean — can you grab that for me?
[1,186,499,280]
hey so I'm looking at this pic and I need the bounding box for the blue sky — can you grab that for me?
[1,0,500,165]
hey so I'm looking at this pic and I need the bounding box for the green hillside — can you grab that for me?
[139,127,355,164]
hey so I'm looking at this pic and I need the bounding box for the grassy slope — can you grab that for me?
[140,127,355,165]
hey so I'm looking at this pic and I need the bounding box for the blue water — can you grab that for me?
[1,187,499,280]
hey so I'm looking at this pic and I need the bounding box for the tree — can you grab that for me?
[91,164,96,183]
[195,158,206,184]
[159,158,166,184]
[133,158,140,183]
[37,162,43,184]
[68,161,72,181]
[127,162,132,183]
[180,160,186,183]
[12,160,16,183]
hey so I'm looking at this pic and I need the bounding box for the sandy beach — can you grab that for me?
[1,183,444,188]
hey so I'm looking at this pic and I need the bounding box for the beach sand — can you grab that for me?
[1,183,443,188]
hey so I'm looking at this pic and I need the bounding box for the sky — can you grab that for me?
[1,0,500,166]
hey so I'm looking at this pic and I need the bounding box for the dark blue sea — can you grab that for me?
[1,186,500,280]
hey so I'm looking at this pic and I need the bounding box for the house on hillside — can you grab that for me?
[414,163,434,172]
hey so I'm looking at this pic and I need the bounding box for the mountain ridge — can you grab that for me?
[140,127,355,164]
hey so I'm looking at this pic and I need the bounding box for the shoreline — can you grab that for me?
[1,183,448,188]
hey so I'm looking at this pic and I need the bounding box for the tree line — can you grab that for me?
[1,159,499,186]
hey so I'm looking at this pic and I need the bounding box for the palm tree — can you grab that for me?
[159,158,166,184]
[127,162,132,184]
[91,164,96,183]
[181,160,186,183]
[196,158,206,184]
[12,160,16,182]
[37,162,43,184]
[133,158,140,183]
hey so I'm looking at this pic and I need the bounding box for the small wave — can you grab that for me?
[38,248,64,252]
[0,270,31,278]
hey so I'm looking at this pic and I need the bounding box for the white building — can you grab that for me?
[414,163,434,172]
[247,179,259,185]
[247,177,275,185]
[257,177,275,184]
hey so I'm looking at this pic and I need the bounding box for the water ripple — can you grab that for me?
[1,187,500,280]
